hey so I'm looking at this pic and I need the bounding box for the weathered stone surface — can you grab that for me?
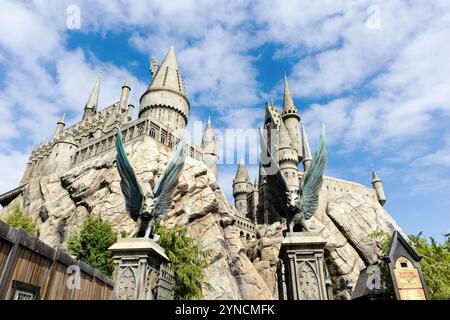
[0,136,272,300]
[247,191,403,299]
[0,135,404,300]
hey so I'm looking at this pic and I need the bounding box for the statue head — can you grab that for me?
[141,193,156,219]
[286,190,299,210]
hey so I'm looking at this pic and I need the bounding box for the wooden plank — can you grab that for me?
[0,228,21,299]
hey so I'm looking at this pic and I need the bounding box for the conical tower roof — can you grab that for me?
[234,157,251,182]
[282,76,298,115]
[201,117,217,154]
[148,46,186,96]
[301,121,312,162]
[57,113,65,125]
[85,75,100,112]
[139,47,190,125]
[122,79,131,90]
[372,169,381,183]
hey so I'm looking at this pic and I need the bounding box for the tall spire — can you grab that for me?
[201,118,215,154]
[54,113,65,136]
[301,121,312,171]
[150,56,159,76]
[372,168,381,183]
[371,168,386,206]
[235,157,250,182]
[119,78,131,110]
[57,113,65,125]
[139,47,190,129]
[147,46,186,96]
[83,75,100,120]
[282,76,298,115]
[201,117,219,180]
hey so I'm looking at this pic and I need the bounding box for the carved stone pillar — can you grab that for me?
[278,232,328,300]
[109,238,173,300]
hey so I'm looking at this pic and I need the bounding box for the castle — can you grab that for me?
[231,77,387,236]
[0,46,386,241]
[0,47,219,208]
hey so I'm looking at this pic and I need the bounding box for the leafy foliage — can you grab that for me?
[68,216,117,277]
[3,206,37,235]
[156,223,212,300]
[370,230,450,300]
[408,233,450,300]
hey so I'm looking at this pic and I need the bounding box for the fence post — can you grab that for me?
[0,228,22,299]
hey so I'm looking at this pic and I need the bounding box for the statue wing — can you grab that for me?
[259,128,290,217]
[115,128,144,221]
[301,124,327,220]
[152,136,187,219]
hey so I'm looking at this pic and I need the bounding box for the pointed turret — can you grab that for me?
[83,76,100,120]
[233,157,252,217]
[150,56,159,76]
[119,79,131,111]
[372,168,386,206]
[54,113,65,136]
[282,76,298,115]
[301,121,312,171]
[139,46,190,130]
[281,76,301,159]
[234,157,251,181]
[201,117,219,180]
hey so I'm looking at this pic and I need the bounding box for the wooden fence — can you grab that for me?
[0,220,114,300]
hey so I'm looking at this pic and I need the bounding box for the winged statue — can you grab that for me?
[115,127,187,239]
[259,124,327,233]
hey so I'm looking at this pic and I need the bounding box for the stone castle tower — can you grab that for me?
[0,47,218,208]
[139,46,190,131]
[233,77,387,226]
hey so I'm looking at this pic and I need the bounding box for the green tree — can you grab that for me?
[408,233,450,300]
[156,224,212,300]
[370,230,450,300]
[68,216,117,277]
[3,206,37,235]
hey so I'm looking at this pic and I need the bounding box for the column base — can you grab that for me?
[109,238,172,300]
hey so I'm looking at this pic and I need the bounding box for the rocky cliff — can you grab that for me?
[0,135,403,299]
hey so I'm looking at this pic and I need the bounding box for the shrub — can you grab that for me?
[3,206,37,235]
[409,233,450,300]
[370,230,450,300]
[156,223,212,300]
[68,216,117,277]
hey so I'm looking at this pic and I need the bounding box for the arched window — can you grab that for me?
[149,128,156,139]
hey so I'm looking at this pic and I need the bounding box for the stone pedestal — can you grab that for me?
[278,232,328,300]
[109,238,173,300]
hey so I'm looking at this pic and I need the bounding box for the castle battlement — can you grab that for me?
[73,116,203,167]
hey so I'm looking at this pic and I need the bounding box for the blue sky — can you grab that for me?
[0,1,449,242]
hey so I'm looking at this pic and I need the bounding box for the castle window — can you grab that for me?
[149,128,156,139]
[163,66,169,86]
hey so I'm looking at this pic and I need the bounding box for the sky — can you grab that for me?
[0,0,449,242]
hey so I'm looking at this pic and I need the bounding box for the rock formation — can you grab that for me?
[0,135,403,299]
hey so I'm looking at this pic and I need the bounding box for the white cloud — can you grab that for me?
[0,151,29,192]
